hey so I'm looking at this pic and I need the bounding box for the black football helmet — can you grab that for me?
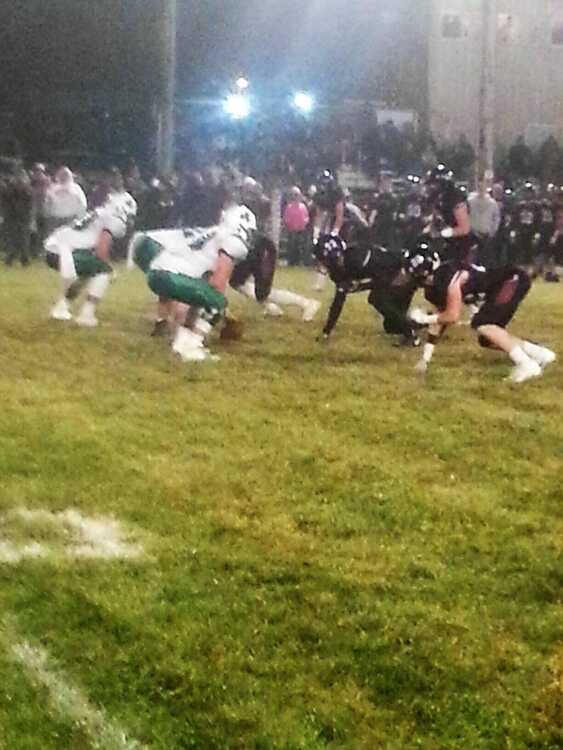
[403,238,441,280]
[317,169,336,188]
[313,234,347,265]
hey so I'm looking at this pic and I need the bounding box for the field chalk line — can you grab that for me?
[0,617,147,750]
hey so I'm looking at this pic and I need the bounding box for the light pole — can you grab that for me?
[477,0,497,184]
[158,0,177,173]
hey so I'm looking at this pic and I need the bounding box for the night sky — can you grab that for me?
[1,0,429,107]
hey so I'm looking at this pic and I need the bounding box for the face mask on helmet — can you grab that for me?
[313,234,347,264]
[424,164,454,198]
[404,242,441,280]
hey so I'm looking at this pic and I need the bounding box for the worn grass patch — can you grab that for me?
[0,264,561,749]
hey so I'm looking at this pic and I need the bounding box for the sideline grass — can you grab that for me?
[0,264,562,749]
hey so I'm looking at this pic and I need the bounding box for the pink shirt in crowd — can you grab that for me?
[283,201,310,233]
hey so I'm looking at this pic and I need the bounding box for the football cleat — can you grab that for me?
[50,299,73,321]
[525,346,556,370]
[509,359,542,384]
[75,312,98,328]
[264,302,284,317]
[302,299,321,323]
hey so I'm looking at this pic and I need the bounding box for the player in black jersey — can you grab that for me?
[313,234,419,345]
[423,164,478,266]
[535,196,556,278]
[509,182,540,273]
[396,179,425,251]
[405,241,556,383]
[311,170,346,291]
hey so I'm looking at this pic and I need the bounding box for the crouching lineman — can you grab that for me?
[314,234,419,346]
[129,204,276,361]
[405,241,556,384]
[46,171,137,326]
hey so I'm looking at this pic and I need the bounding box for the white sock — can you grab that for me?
[236,280,256,300]
[509,346,532,366]
[87,273,111,299]
[80,300,96,319]
[521,341,549,360]
[268,288,307,310]
[313,272,327,290]
[193,317,212,338]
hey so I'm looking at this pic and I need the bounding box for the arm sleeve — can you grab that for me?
[323,287,348,336]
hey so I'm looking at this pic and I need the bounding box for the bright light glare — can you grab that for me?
[224,94,250,120]
[293,91,314,114]
[235,76,249,91]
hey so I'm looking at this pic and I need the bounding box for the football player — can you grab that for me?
[129,203,275,361]
[314,234,419,345]
[310,170,346,291]
[423,164,477,267]
[405,242,556,384]
[509,182,540,274]
[544,188,563,282]
[395,176,425,251]
[46,170,137,327]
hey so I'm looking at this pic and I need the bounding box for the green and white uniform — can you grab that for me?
[130,204,257,316]
[45,191,137,281]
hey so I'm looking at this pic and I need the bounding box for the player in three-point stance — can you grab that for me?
[404,240,556,384]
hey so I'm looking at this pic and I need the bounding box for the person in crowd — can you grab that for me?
[178,170,226,228]
[1,166,33,267]
[283,186,310,266]
[44,166,87,234]
[468,181,501,266]
[29,163,51,258]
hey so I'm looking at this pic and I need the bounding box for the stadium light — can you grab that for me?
[293,91,314,114]
[235,76,250,91]
[224,93,251,120]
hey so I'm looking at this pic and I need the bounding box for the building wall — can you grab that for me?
[429,0,563,148]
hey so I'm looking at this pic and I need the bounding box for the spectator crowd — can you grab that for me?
[1,126,563,278]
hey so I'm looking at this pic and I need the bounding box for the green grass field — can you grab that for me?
[0,264,561,750]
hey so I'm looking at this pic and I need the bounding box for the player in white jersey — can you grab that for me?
[45,171,137,327]
[129,203,275,361]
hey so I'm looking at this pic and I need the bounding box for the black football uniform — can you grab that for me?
[371,192,398,248]
[313,184,345,233]
[493,195,515,267]
[321,244,417,339]
[511,198,539,265]
[433,183,478,266]
[425,263,531,345]
[396,192,425,250]
[536,199,556,262]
